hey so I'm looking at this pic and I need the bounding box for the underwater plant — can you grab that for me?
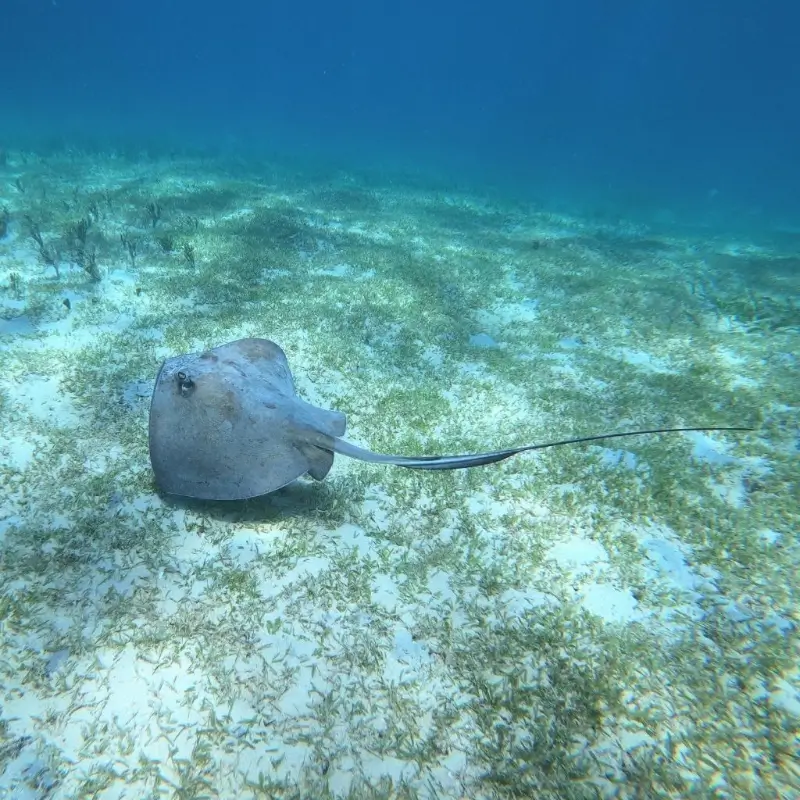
[145,199,162,228]
[120,232,138,267]
[66,216,101,281]
[66,215,91,249]
[6,271,21,298]
[25,215,44,249]
[25,216,61,278]
[38,245,60,278]
[86,199,101,223]
[76,246,101,281]
[182,241,196,267]
[155,232,175,252]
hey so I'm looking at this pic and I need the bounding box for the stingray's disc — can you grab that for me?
[148,339,307,499]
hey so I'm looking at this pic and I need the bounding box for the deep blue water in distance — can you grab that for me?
[2,0,798,226]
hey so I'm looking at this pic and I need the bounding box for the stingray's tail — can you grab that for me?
[332,426,753,471]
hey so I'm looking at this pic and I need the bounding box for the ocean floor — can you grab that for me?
[0,148,798,799]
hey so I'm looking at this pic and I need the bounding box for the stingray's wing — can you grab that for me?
[212,337,296,395]
[148,338,345,500]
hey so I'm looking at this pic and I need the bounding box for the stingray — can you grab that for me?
[148,337,751,501]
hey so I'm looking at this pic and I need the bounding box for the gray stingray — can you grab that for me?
[148,337,751,501]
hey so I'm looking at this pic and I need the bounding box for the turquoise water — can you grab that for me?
[0,2,798,798]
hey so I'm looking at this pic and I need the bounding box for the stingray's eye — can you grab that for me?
[176,371,195,395]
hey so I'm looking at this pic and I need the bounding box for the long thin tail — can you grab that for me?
[332,426,752,471]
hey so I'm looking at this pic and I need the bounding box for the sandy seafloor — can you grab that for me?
[0,149,797,800]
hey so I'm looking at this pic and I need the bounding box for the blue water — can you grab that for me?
[3,0,798,228]
[1,3,798,798]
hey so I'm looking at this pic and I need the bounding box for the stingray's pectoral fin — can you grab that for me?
[302,445,335,481]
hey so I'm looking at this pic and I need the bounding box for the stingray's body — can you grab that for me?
[148,337,749,501]
[149,338,344,500]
